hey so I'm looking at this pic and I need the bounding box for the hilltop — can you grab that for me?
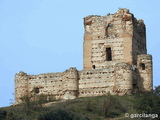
[0,87,160,120]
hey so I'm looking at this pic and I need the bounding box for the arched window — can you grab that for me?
[106,26,109,37]
[105,23,113,37]
[140,63,145,70]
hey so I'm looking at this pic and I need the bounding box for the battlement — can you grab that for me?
[14,8,153,104]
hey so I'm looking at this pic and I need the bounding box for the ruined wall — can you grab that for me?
[137,54,153,92]
[15,64,134,103]
[132,19,147,65]
[14,71,28,104]
[83,8,135,70]
[79,65,115,97]
[26,72,65,100]
[14,67,79,103]
[83,8,147,70]
[78,62,133,97]
[91,39,123,69]
[114,62,133,95]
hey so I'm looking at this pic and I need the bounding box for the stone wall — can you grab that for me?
[137,54,153,91]
[15,63,134,104]
[83,8,147,70]
[14,68,79,104]
[132,19,147,65]
[79,65,115,97]
[114,62,133,95]
[83,8,134,70]
[14,71,28,103]
[91,39,123,69]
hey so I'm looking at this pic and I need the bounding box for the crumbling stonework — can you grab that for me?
[14,8,153,104]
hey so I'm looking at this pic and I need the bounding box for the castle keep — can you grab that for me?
[14,8,153,104]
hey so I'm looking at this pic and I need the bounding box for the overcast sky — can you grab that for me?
[0,0,159,107]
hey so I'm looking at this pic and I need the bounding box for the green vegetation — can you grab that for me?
[1,86,160,120]
[0,110,6,120]
[134,86,160,120]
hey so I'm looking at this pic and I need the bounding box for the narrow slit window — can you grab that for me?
[106,48,112,61]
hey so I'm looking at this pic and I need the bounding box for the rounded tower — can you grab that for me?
[63,67,79,99]
[14,71,28,104]
[114,62,133,95]
[137,54,153,92]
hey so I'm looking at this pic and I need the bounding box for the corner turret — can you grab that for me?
[114,62,133,95]
[14,71,28,104]
[137,54,153,92]
[63,67,79,99]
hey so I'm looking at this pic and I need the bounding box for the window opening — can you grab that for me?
[133,83,136,87]
[106,26,109,36]
[108,23,113,27]
[140,63,145,70]
[105,23,113,37]
[34,87,39,94]
[92,65,96,69]
[106,48,112,61]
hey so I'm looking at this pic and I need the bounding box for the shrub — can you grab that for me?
[102,95,126,118]
[38,108,89,120]
[83,95,126,118]
[20,94,54,111]
[154,85,160,96]
[134,91,160,119]
[38,108,71,120]
[0,110,6,120]
[86,99,93,112]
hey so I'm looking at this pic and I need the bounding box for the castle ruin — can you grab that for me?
[14,8,153,104]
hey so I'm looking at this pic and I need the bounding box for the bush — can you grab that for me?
[38,108,72,120]
[154,86,160,96]
[102,95,126,118]
[86,99,93,112]
[0,110,6,120]
[38,108,89,120]
[134,91,160,119]
[20,94,53,111]
[84,95,126,118]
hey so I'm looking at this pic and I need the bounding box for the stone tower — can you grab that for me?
[14,71,28,104]
[83,8,147,70]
